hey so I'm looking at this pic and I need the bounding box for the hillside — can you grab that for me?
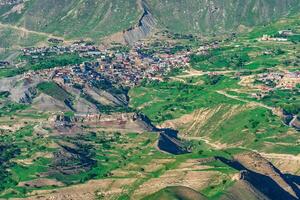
[0,0,141,40]
[0,0,299,43]
[148,0,300,35]
[143,186,209,200]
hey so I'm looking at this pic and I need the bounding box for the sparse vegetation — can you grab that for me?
[130,76,241,124]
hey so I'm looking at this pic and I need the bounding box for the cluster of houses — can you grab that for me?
[260,34,288,42]
[105,45,190,85]
[251,71,300,99]
[260,30,294,42]
[250,71,300,99]
[195,42,219,55]
[22,41,192,88]
[256,71,300,89]
[278,30,293,36]
[277,71,300,89]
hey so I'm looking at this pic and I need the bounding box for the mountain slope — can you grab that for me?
[0,0,299,42]
[148,0,300,35]
[0,0,141,40]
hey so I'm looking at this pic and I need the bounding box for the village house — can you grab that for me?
[278,30,293,36]
[260,34,288,42]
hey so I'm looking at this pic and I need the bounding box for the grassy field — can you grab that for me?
[190,41,291,72]
[129,76,242,124]
[209,107,290,147]
[0,118,247,199]
[0,26,47,49]
[0,128,160,198]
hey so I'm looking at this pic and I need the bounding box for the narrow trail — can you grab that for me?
[216,90,273,110]
[182,136,224,149]
[0,22,64,40]
[176,70,205,78]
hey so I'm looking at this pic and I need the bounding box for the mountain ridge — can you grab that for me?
[0,0,299,44]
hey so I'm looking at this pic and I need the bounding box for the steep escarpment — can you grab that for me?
[0,74,42,104]
[281,109,300,131]
[218,152,300,200]
[290,117,300,130]
[123,0,156,45]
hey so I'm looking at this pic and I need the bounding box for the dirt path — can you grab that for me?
[176,69,234,78]
[216,90,273,110]
[169,77,187,83]
[176,69,205,78]
[0,22,64,40]
[182,136,225,149]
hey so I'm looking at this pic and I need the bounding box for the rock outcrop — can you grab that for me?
[51,112,156,134]
[0,75,42,104]
[290,116,300,130]
[123,0,156,45]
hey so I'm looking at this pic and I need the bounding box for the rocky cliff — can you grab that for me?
[218,152,300,200]
[123,0,156,45]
